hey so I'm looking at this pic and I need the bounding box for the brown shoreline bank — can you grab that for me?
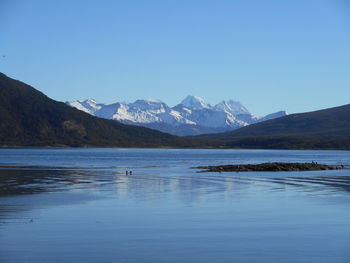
[195,162,343,173]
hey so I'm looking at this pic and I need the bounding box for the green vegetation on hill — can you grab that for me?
[0,73,196,147]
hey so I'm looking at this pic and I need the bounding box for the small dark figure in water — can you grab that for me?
[126,170,129,175]
[129,171,132,175]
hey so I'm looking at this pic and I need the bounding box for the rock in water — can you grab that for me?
[195,162,341,172]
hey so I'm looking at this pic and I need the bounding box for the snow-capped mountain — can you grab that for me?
[215,100,250,115]
[180,95,210,110]
[67,96,288,136]
[68,99,103,114]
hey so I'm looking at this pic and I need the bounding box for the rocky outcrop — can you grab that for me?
[195,162,342,172]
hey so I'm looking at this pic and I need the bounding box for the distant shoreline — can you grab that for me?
[0,145,350,151]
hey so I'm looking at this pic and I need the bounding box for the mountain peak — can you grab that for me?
[67,98,103,114]
[215,100,250,115]
[82,98,98,104]
[180,95,210,110]
[130,99,168,111]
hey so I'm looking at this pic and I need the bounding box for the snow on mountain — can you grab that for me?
[180,95,210,110]
[67,99,103,114]
[215,100,249,115]
[235,113,260,124]
[185,108,245,128]
[94,102,121,119]
[129,99,169,112]
[158,110,196,126]
[258,111,288,122]
[66,96,287,136]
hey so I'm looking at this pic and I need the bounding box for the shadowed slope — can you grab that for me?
[0,73,192,147]
[194,104,350,149]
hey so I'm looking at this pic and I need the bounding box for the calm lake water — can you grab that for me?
[1,148,350,263]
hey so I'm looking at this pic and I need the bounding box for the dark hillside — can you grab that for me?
[194,104,350,149]
[0,73,193,147]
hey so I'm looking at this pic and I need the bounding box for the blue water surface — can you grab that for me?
[0,148,350,263]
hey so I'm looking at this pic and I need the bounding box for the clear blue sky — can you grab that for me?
[1,0,349,115]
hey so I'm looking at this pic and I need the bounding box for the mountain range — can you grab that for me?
[67,96,287,136]
[1,72,349,149]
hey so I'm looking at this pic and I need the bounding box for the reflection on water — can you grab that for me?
[1,165,350,224]
[1,165,350,198]
[1,149,350,263]
[0,167,119,196]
